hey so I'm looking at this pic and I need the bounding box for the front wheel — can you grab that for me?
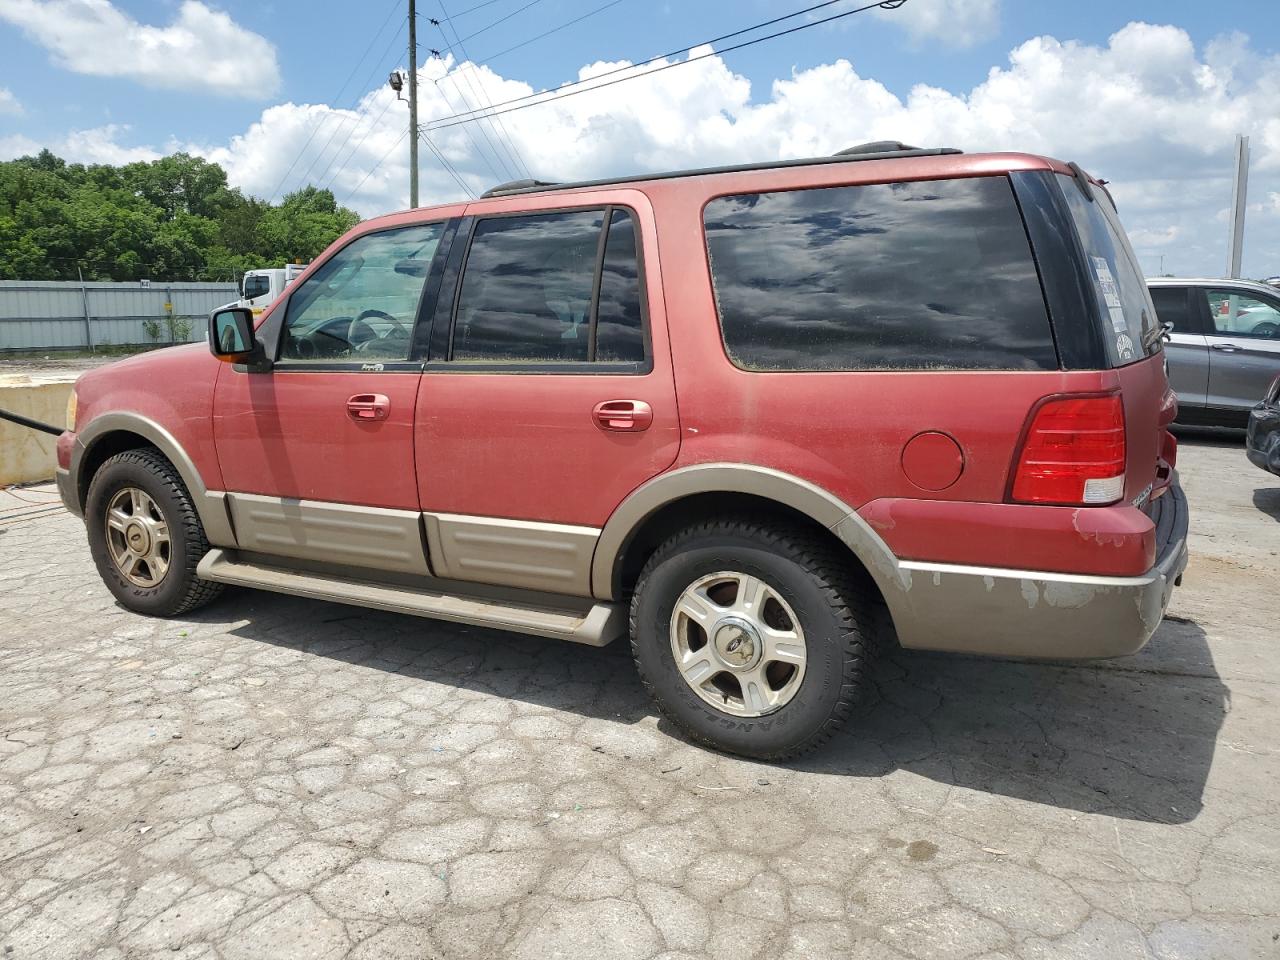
[629,518,879,760]
[85,448,224,617]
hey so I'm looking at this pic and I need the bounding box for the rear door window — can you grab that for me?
[1149,286,1196,333]
[1058,178,1160,365]
[448,207,647,366]
[702,176,1056,371]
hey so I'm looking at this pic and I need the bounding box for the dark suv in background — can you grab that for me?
[1150,277,1280,425]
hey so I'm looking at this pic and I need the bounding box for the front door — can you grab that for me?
[413,193,680,596]
[213,220,449,575]
[1198,286,1280,412]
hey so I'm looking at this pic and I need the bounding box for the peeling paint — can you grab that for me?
[1042,580,1101,609]
[1020,580,1040,609]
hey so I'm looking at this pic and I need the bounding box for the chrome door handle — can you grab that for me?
[347,393,390,421]
[1210,343,1240,352]
[592,399,653,432]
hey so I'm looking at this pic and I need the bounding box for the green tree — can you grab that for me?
[0,151,361,282]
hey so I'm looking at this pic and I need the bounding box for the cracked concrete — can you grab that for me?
[2,433,1279,959]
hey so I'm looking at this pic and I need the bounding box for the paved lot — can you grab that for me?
[2,435,1278,960]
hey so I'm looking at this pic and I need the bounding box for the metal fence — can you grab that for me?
[0,281,238,353]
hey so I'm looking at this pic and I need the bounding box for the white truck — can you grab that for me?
[237,264,306,315]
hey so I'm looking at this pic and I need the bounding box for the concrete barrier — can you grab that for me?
[0,374,77,485]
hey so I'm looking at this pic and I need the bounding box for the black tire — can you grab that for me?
[629,517,878,760]
[85,447,224,617]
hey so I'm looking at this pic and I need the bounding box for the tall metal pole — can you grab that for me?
[408,0,420,208]
[76,263,94,354]
[1227,134,1249,279]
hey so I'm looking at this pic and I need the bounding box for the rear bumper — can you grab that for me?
[886,480,1189,659]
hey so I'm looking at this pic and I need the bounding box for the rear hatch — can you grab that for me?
[1054,171,1174,510]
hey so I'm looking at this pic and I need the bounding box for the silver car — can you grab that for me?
[1149,277,1280,425]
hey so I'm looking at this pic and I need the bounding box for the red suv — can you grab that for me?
[57,142,1188,759]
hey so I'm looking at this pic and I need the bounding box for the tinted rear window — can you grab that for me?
[703,176,1056,371]
[1058,176,1160,365]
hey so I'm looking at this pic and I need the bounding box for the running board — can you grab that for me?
[196,548,624,646]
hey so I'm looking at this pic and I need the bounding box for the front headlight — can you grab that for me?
[65,388,78,431]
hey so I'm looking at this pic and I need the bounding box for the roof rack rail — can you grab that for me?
[475,144,962,200]
[834,140,923,156]
[481,178,561,199]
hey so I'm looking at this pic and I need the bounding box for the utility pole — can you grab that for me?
[1227,134,1249,279]
[408,0,420,208]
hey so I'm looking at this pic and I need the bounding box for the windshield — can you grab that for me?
[1058,175,1161,365]
[242,274,271,301]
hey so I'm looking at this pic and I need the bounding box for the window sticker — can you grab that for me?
[1115,332,1135,362]
[1092,256,1123,308]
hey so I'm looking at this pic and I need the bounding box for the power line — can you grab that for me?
[302,17,411,192]
[426,0,905,133]
[431,0,532,179]
[429,76,514,182]
[341,127,411,207]
[419,130,478,198]
[339,123,475,207]
[452,0,545,45]
[432,0,506,19]
[464,0,625,70]
[321,95,399,194]
[265,0,403,202]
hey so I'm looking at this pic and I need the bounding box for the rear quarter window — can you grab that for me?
[702,175,1057,371]
[1058,177,1160,365]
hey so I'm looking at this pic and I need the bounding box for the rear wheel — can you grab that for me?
[85,448,223,617]
[630,517,878,760]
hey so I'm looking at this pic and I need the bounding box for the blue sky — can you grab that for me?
[3,0,1272,150]
[1,0,1278,275]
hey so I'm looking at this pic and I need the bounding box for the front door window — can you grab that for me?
[280,223,443,363]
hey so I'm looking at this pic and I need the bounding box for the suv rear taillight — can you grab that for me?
[1011,395,1126,505]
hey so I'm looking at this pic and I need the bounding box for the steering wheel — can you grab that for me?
[354,308,407,340]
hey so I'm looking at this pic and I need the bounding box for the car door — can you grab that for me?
[413,192,680,597]
[212,218,452,575]
[1149,285,1208,409]
[1197,286,1280,411]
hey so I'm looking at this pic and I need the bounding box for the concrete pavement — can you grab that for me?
[1,435,1278,959]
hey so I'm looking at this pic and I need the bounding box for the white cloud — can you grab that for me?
[5,20,1279,276]
[870,0,1001,48]
[0,0,280,98]
[0,124,163,164]
[0,87,22,115]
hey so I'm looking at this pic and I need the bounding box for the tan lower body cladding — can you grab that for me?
[223,493,599,597]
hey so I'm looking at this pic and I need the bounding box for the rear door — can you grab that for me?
[1149,285,1208,408]
[1197,286,1280,410]
[412,191,679,596]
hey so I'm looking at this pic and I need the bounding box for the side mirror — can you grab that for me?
[209,307,265,366]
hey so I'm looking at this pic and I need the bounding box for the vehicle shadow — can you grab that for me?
[189,593,1225,827]
[1253,486,1280,521]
